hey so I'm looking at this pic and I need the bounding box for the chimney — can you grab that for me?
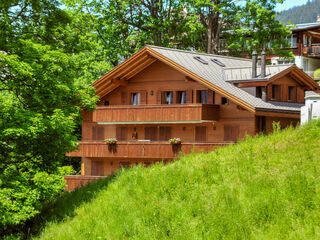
[317,14,320,22]
[261,50,266,78]
[252,50,257,78]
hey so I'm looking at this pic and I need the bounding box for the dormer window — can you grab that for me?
[211,58,226,67]
[193,56,208,65]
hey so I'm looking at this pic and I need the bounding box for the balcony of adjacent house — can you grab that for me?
[303,45,320,58]
[94,90,220,124]
[301,31,320,58]
[66,140,234,159]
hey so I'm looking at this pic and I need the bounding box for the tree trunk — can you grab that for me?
[207,13,214,54]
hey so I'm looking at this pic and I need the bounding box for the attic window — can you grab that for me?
[211,58,226,67]
[193,56,208,65]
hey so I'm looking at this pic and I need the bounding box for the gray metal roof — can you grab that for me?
[305,91,320,98]
[149,45,302,113]
[290,22,320,31]
[223,65,292,82]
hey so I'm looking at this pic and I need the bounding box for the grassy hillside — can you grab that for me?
[32,121,320,239]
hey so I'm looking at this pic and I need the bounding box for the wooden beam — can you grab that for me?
[291,69,318,89]
[238,82,268,87]
[255,111,300,119]
[97,84,121,98]
[112,54,152,80]
[121,57,157,80]
[93,48,150,88]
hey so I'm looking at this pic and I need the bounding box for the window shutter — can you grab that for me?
[195,126,206,141]
[92,161,104,176]
[116,127,127,141]
[207,90,214,104]
[140,91,147,104]
[224,126,239,142]
[186,88,193,104]
[278,85,282,100]
[97,127,104,140]
[193,90,198,103]
[297,87,305,103]
[156,91,162,104]
[145,127,158,141]
[121,92,128,105]
[292,87,297,102]
[159,126,171,141]
[267,85,273,100]
[92,126,97,140]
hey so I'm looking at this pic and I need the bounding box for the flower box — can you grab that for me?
[168,138,182,144]
[105,138,117,145]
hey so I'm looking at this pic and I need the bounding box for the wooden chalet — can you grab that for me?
[65,46,319,191]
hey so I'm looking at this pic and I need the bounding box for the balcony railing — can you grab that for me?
[92,104,219,123]
[303,46,320,57]
[67,141,233,159]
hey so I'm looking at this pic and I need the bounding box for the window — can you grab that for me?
[286,34,297,48]
[288,86,295,101]
[131,93,141,105]
[193,56,208,65]
[177,91,187,104]
[272,85,280,100]
[221,97,228,105]
[211,58,226,67]
[197,90,208,104]
[104,101,110,106]
[163,91,174,104]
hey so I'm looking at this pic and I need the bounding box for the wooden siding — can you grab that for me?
[267,75,306,103]
[92,104,220,122]
[67,141,233,159]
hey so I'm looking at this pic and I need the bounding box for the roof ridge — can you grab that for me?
[146,45,252,62]
[223,64,294,70]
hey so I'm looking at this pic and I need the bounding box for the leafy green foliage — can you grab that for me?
[0,1,98,229]
[34,120,320,239]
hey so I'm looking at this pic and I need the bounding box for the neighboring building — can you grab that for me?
[270,16,320,79]
[65,46,318,191]
[301,91,320,125]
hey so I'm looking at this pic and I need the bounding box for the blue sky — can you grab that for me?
[275,0,309,12]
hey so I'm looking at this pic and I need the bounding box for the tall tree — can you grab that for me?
[0,0,98,228]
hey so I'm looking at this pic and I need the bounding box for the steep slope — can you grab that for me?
[277,0,320,24]
[36,121,320,240]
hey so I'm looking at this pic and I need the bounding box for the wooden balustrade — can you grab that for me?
[303,46,320,57]
[92,104,219,123]
[67,141,232,159]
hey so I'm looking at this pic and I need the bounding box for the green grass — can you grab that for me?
[34,121,320,239]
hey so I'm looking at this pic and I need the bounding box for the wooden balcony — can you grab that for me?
[303,46,320,57]
[67,141,233,159]
[92,104,219,123]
